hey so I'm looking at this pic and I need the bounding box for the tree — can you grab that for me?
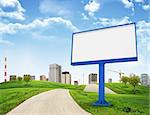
[18,76,22,81]
[24,75,30,83]
[128,75,140,94]
[121,76,129,85]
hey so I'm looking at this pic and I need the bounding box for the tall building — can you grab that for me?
[89,73,97,84]
[40,75,47,81]
[140,73,149,86]
[49,64,61,82]
[61,71,71,84]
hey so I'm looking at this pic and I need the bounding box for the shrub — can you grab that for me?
[18,76,22,81]
[129,75,140,94]
[121,76,129,85]
[24,75,30,83]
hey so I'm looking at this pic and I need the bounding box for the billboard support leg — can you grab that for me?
[92,63,111,106]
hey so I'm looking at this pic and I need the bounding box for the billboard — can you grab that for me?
[71,23,137,65]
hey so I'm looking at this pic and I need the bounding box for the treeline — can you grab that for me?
[120,75,140,94]
[10,75,30,83]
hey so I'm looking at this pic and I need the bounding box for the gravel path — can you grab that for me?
[7,89,91,115]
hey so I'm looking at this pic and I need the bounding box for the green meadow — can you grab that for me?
[0,81,149,115]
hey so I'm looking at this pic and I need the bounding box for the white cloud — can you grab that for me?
[0,0,25,20]
[0,17,79,45]
[142,4,150,10]
[32,32,56,41]
[0,17,79,35]
[134,0,144,3]
[84,0,100,17]
[122,0,134,8]
[93,16,132,26]
[136,20,150,47]
[39,0,70,16]
[81,13,89,20]
[121,0,150,12]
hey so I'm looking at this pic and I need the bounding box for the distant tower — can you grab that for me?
[49,64,61,82]
[89,73,97,84]
[4,57,7,82]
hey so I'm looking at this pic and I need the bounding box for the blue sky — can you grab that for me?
[0,0,149,83]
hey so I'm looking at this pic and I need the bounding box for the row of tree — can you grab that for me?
[120,75,140,94]
[10,75,30,83]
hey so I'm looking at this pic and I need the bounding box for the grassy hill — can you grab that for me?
[70,83,149,115]
[0,81,149,115]
[0,80,84,115]
[0,80,84,90]
[105,83,149,95]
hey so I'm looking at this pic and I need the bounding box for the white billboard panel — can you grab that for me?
[71,23,137,64]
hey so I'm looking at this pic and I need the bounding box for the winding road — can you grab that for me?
[7,89,91,115]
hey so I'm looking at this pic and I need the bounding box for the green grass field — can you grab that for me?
[105,83,149,95]
[70,83,149,115]
[0,88,51,114]
[0,80,84,115]
[70,90,149,115]
[0,81,149,115]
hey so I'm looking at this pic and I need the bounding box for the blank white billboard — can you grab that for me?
[71,23,137,64]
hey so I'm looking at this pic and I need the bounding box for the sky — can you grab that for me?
[0,0,149,84]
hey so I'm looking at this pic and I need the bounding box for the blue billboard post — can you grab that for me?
[92,63,110,106]
[71,23,137,107]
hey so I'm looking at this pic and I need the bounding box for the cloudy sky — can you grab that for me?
[0,0,149,83]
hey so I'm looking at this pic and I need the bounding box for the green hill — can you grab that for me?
[106,83,149,95]
[70,83,149,115]
[0,80,84,90]
[0,80,84,115]
[0,81,149,115]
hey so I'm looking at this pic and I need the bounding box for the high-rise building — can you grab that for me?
[61,71,71,84]
[89,73,97,84]
[40,75,47,81]
[49,64,61,82]
[140,73,149,86]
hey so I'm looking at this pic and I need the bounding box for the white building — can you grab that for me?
[140,73,149,86]
[40,75,47,81]
[61,71,71,84]
[49,64,61,82]
[89,73,97,84]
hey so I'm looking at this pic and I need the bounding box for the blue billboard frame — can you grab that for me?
[71,23,138,106]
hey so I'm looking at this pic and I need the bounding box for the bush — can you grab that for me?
[18,77,22,81]
[24,75,30,83]
[121,76,129,85]
[129,75,140,94]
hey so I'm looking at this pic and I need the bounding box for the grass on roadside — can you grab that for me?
[0,88,51,115]
[105,83,149,95]
[70,90,149,115]
[0,80,85,115]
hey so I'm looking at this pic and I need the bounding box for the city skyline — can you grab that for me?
[0,0,149,83]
